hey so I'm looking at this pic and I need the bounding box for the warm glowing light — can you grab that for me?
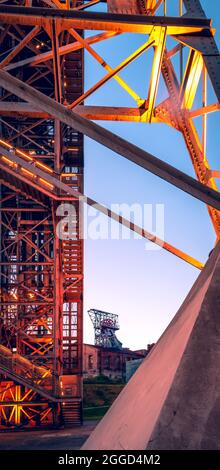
[36,161,53,174]
[1,156,17,168]
[10,291,18,300]
[0,141,53,177]
[0,139,13,149]
[28,292,35,299]
[39,178,54,190]
[147,27,166,121]
[181,51,203,110]
[21,168,35,178]
[16,149,33,161]
[69,31,156,110]
[12,146,53,174]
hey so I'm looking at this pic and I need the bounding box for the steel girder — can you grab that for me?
[0,0,220,430]
[0,1,84,429]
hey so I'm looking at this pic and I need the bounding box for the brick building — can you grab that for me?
[83,344,148,380]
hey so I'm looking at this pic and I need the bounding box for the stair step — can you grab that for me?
[61,401,82,427]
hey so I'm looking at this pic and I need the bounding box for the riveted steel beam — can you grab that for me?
[0,70,220,213]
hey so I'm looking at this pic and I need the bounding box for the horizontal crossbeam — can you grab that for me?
[0,70,220,213]
[0,102,162,122]
[0,6,211,35]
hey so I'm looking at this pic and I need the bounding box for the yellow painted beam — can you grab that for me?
[69,36,155,108]
[181,50,203,109]
[147,26,167,121]
[69,28,141,105]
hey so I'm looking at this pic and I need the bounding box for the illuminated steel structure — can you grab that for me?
[0,0,220,429]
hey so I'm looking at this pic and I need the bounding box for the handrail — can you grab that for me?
[0,345,61,400]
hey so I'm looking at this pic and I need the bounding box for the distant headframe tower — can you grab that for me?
[88,309,122,350]
[0,0,220,431]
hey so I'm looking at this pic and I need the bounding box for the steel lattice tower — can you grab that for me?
[0,0,220,429]
[88,309,122,349]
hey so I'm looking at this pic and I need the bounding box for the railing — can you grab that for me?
[0,345,60,399]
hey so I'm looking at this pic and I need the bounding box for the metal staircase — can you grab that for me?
[0,345,57,402]
[61,401,82,427]
[59,29,84,427]
[0,2,84,429]
[0,140,69,203]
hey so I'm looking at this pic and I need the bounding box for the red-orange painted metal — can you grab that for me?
[0,1,84,429]
[0,0,220,430]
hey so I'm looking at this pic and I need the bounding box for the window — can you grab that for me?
[88,354,93,369]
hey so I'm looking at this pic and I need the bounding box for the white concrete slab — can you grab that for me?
[83,244,220,450]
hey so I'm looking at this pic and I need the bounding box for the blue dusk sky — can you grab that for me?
[83,1,220,349]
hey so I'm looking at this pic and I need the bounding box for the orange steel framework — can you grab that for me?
[0,0,220,429]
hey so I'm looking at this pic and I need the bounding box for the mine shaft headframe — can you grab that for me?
[0,0,219,430]
[88,309,120,331]
[88,309,122,349]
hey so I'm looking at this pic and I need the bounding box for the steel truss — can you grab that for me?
[0,0,219,429]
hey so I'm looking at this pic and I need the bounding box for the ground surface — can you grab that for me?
[84,382,124,419]
[0,421,97,450]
